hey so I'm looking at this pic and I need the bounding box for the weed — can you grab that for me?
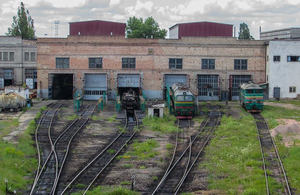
[107,149,115,154]
[142,115,177,134]
[76,183,87,188]
[166,143,173,150]
[67,114,78,120]
[152,176,158,180]
[122,164,134,168]
[139,165,146,169]
[120,139,159,160]
[120,181,131,185]
[108,114,117,122]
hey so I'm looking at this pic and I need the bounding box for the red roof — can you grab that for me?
[69,20,126,36]
[170,21,233,39]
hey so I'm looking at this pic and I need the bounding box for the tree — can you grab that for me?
[6,2,35,39]
[126,16,167,39]
[238,22,254,40]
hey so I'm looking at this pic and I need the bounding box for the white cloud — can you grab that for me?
[110,0,121,6]
[136,0,153,12]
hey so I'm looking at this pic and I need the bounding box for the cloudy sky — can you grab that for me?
[1,0,300,39]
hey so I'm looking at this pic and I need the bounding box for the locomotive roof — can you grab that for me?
[172,83,194,96]
[240,82,262,90]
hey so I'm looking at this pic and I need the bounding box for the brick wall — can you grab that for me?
[37,36,266,99]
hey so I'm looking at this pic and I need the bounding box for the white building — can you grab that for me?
[266,40,300,99]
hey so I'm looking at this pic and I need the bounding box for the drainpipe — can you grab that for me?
[21,38,24,86]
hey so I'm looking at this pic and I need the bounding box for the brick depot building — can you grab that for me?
[37,36,266,101]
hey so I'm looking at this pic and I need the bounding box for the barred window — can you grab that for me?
[202,59,215,69]
[89,58,102,68]
[122,58,136,69]
[234,59,247,70]
[56,58,70,68]
[169,58,182,69]
[25,52,30,61]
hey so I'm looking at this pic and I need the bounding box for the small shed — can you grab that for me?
[148,103,164,118]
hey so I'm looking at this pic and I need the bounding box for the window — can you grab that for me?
[89,58,102,68]
[234,59,247,70]
[202,59,215,69]
[273,56,280,62]
[122,58,135,69]
[56,58,70,68]
[3,52,8,61]
[30,52,36,61]
[25,52,30,61]
[169,58,182,69]
[25,69,37,79]
[9,52,14,61]
[287,56,300,62]
[289,86,296,93]
[0,52,2,61]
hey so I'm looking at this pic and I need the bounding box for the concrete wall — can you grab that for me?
[267,40,300,99]
[37,36,266,100]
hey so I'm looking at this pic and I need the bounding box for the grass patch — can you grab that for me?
[200,114,269,194]
[107,114,117,123]
[120,181,131,185]
[0,120,37,193]
[0,119,19,138]
[268,99,300,107]
[119,139,159,160]
[122,164,134,168]
[166,143,173,150]
[67,114,78,120]
[142,115,177,134]
[35,106,47,119]
[73,186,139,195]
[92,115,102,121]
[107,149,116,154]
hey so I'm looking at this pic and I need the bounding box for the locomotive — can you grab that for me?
[121,88,139,110]
[239,82,264,112]
[169,83,196,119]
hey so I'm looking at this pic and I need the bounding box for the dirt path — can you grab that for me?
[264,102,300,110]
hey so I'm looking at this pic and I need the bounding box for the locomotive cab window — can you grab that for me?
[246,89,254,94]
[176,95,185,101]
[255,89,263,93]
[185,96,194,101]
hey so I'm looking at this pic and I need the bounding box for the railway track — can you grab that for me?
[59,109,139,195]
[152,104,221,194]
[30,101,64,195]
[252,113,292,195]
[30,101,96,195]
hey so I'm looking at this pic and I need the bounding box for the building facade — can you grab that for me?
[266,40,300,99]
[37,36,266,101]
[0,36,37,89]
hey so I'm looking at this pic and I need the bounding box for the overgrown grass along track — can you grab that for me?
[152,104,222,194]
[253,113,292,195]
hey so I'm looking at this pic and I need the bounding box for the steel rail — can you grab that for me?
[152,104,216,194]
[174,104,221,194]
[30,102,56,195]
[60,109,134,195]
[82,109,138,194]
[30,102,62,195]
[50,105,95,195]
[254,113,292,195]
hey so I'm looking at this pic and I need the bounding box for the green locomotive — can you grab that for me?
[167,83,196,119]
[239,82,263,112]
